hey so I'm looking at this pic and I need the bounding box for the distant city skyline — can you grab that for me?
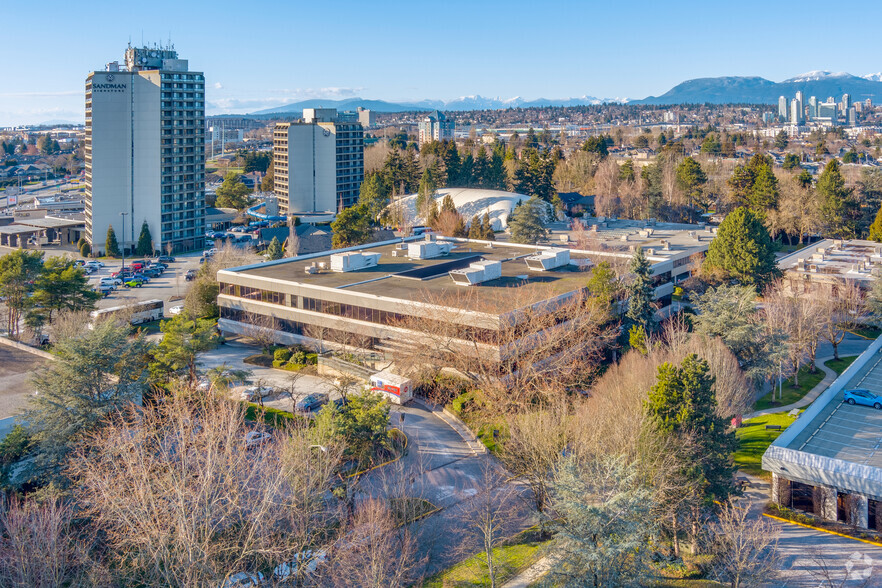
[3,0,882,126]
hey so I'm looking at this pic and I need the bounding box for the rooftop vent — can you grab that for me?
[330,251,381,272]
[449,260,502,286]
[524,248,571,271]
[408,241,453,259]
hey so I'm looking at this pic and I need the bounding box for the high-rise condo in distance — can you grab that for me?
[85,45,205,255]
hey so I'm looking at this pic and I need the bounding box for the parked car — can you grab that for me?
[100,277,123,286]
[97,283,115,295]
[143,267,163,278]
[333,397,348,410]
[295,394,326,412]
[111,269,133,279]
[844,389,882,409]
[85,260,105,267]
[230,226,246,233]
[203,248,218,257]
[157,255,175,263]
[185,269,198,281]
[211,232,227,240]
[168,304,184,315]
[131,273,150,283]
[219,571,264,588]
[273,550,327,581]
[245,431,272,449]
[82,265,97,274]
[124,278,143,288]
[239,386,274,402]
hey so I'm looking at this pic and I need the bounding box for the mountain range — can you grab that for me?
[232,71,882,117]
[248,94,624,116]
[634,71,882,105]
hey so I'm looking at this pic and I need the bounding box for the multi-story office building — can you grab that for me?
[778,96,788,120]
[418,110,455,146]
[818,101,838,124]
[842,93,852,114]
[272,109,364,214]
[790,97,804,125]
[808,96,818,120]
[85,45,205,255]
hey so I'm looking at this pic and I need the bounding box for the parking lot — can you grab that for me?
[789,350,882,467]
[86,253,205,311]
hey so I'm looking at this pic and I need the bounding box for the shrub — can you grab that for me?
[272,359,287,368]
[274,348,293,363]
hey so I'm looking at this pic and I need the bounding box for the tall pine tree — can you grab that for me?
[105,225,120,257]
[135,221,154,257]
[625,246,655,333]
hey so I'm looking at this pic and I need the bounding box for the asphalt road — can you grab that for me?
[739,478,882,587]
[196,338,528,577]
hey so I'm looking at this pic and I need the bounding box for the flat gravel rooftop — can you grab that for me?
[787,351,882,468]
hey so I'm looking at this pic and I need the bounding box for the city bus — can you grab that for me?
[89,299,164,327]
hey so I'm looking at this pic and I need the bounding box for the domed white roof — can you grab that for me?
[397,187,530,231]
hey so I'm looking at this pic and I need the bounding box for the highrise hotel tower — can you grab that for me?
[85,45,205,255]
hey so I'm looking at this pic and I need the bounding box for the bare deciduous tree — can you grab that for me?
[764,281,826,385]
[0,497,102,588]
[709,499,781,588]
[67,392,343,587]
[456,459,519,588]
[329,498,424,588]
[241,311,278,352]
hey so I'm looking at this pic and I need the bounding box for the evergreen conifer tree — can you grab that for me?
[625,246,655,332]
[105,225,120,257]
[136,221,154,257]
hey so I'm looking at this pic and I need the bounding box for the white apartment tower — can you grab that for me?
[85,45,205,255]
[418,110,455,146]
[272,109,364,214]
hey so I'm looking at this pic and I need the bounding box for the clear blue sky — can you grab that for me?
[2,0,881,125]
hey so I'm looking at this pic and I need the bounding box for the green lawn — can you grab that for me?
[422,527,548,588]
[733,412,798,477]
[753,356,856,411]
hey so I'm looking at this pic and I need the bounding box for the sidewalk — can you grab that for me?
[502,554,557,588]
[745,355,838,419]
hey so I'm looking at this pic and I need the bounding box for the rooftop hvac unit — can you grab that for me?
[524,248,571,271]
[407,241,453,259]
[449,260,502,286]
[330,251,381,272]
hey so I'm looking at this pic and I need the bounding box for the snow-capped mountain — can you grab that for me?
[863,73,882,82]
[783,70,855,83]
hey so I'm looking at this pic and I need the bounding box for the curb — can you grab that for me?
[0,336,55,361]
[413,397,488,456]
[346,427,408,478]
[762,513,882,548]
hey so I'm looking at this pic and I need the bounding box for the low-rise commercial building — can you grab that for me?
[777,239,880,294]
[215,235,701,366]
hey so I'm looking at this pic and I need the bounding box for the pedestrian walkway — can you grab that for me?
[501,554,557,588]
[745,356,839,419]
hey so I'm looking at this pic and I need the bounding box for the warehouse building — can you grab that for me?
[763,337,882,530]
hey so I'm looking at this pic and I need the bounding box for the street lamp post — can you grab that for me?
[120,211,128,271]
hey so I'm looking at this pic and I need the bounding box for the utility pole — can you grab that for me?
[120,211,128,271]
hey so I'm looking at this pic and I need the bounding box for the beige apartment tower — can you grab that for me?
[272,109,363,214]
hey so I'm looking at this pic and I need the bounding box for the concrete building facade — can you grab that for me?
[273,110,364,214]
[418,110,455,146]
[85,45,205,255]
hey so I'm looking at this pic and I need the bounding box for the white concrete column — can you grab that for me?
[848,494,869,529]
[815,485,838,521]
